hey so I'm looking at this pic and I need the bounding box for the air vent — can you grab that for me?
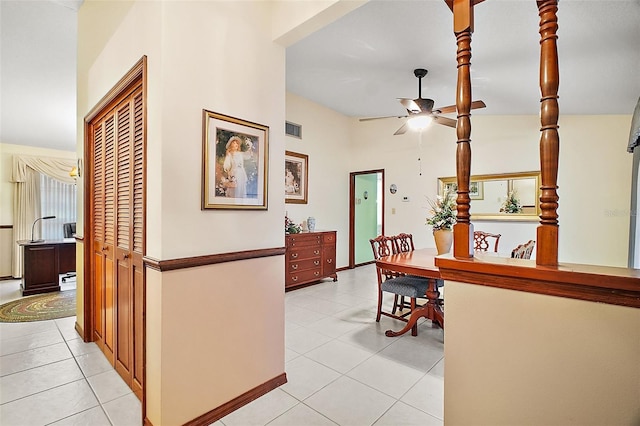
[285,121,302,139]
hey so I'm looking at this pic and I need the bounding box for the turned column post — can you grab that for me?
[451,0,475,258]
[536,0,560,266]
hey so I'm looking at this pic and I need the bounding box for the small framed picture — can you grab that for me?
[202,110,269,210]
[442,180,484,200]
[285,151,308,204]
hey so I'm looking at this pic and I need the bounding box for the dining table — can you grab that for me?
[375,247,444,337]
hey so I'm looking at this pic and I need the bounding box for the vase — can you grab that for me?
[433,229,453,255]
[307,217,316,232]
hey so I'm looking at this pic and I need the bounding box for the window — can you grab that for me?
[40,173,77,240]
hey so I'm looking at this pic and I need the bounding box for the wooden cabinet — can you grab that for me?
[285,231,337,289]
[18,240,75,296]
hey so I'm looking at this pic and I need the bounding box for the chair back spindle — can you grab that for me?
[511,240,536,259]
[473,231,501,253]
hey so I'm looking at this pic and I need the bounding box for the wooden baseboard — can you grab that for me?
[146,373,286,426]
[0,276,16,281]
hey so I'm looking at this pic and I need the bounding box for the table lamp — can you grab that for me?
[30,215,56,243]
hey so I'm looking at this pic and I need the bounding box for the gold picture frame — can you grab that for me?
[285,151,308,204]
[202,110,268,210]
[438,171,541,221]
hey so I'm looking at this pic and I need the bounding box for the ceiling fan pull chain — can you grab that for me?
[418,131,424,176]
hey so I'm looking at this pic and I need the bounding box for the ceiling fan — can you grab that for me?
[359,68,486,135]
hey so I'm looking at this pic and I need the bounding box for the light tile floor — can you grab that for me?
[0,276,141,426]
[0,265,444,426]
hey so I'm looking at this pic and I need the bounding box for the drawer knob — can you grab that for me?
[314,250,320,255]
[292,276,298,282]
[327,259,333,263]
[292,264,298,270]
[314,271,319,276]
[314,260,320,266]
[291,253,298,259]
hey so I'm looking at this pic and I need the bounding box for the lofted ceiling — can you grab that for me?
[1,1,639,153]
[287,0,640,120]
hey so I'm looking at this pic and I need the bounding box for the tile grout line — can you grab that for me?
[57,317,116,425]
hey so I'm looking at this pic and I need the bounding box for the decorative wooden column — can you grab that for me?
[450,0,476,258]
[536,0,560,266]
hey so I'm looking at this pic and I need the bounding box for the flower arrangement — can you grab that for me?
[285,214,302,234]
[426,189,457,231]
[500,190,523,214]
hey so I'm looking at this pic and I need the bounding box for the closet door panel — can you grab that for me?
[115,98,133,384]
[104,255,115,363]
[131,88,145,399]
[92,121,105,347]
[115,259,132,382]
[93,250,104,346]
[102,114,116,363]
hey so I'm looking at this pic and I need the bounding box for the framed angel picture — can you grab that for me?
[285,151,308,204]
[202,110,269,209]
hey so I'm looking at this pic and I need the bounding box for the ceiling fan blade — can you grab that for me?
[398,98,420,113]
[433,115,457,128]
[393,122,410,135]
[470,100,487,110]
[434,100,487,114]
[359,115,408,122]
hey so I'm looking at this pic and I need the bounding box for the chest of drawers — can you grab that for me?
[285,231,337,289]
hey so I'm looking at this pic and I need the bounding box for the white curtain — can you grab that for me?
[10,155,76,278]
[40,174,77,240]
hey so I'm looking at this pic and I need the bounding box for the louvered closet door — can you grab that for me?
[114,84,145,399]
[115,95,133,385]
[92,113,116,364]
[90,80,145,400]
[130,88,145,399]
[92,121,105,350]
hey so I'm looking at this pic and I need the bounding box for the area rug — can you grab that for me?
[0,290,76,322]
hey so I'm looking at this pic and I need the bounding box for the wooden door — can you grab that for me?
[130,89,145,398]
[113,85,145,399]
[91,113,116,364]
[87,69,145,400]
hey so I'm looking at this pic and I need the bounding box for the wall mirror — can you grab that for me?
[438,171,541,221]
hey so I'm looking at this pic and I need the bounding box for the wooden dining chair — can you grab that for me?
[511,240,536,259]
[392,232,416,253]
[389,233,430,312]
[474,231,502,252]
[370,235,428,336]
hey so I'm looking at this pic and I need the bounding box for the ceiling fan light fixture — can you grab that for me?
[408,115,432,130]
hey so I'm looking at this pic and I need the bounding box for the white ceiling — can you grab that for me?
[1,0,82,152]
[2,1,639,152]
[287,0,640,119]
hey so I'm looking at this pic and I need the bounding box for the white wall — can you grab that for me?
[285,92,352,267]
[444,280,640,425]
[287,93,633,267]
[348,114,632,266]
[78,1,293,424]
